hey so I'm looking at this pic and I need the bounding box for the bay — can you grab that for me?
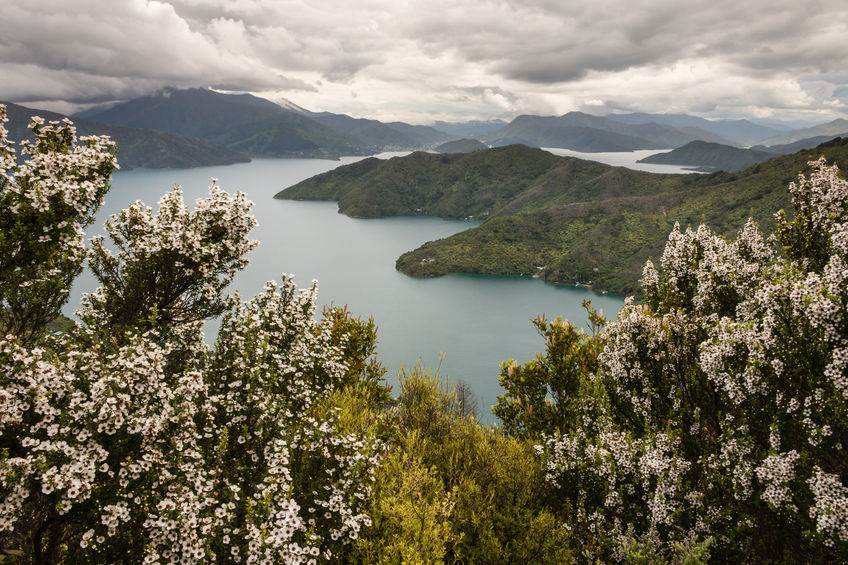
[66,152,624,423]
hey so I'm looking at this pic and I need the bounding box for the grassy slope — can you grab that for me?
[279,141,848,296]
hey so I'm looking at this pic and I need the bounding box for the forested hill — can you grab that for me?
[277,140,848,295]
[637,140,775,172]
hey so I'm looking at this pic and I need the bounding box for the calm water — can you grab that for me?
[66,152,624,422]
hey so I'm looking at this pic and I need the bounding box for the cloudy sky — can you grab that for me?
[2,0,847,124]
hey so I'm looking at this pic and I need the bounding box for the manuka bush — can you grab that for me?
[0,107,383,564]
[523,158,848,563]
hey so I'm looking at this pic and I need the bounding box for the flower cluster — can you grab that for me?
[205,279,381,563]
[0,105,117,343]
[84,182,257,338]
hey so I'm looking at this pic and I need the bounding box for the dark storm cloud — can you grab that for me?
[1,0,846,120]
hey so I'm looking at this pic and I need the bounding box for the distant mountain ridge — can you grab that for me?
[480,112,735,152]
[3,101,249,169]
[759,119,848,146]
[754,135,846,155]
[79,88,464,159]
[384,122,455,147]
[20,87,848,169]
[79,88,376,159]
[435,138,489,153]
[606,112,783,145]
[432,119,508,138]
[309,113,457,149]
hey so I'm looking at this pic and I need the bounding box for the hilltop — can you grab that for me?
[278,145,567,218]
[435,138,489,153]
[278,140,848,295]
[637,140,775,172]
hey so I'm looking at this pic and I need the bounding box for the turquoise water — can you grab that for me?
[66,154,625,422]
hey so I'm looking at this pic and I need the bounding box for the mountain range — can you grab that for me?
[78,88,377,159]
[435,138,489,153]
[6,87,847,173]
[2,101,249,169]
[758,118,848,146]
[604,113,784,145]
[478,112,738,152]
[432,119,508,138]
[308,112,453,150]
[74,88,848,163]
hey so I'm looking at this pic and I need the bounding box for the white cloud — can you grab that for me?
[1,0,846,123]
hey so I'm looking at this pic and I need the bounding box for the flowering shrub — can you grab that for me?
[0,107,382,563]
[529,158,848,562]
[0,106,116,345]
[203,280,382,563]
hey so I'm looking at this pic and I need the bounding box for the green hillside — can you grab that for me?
[278,140,848,296]
[277,145,566,218]
[399,140,848,295]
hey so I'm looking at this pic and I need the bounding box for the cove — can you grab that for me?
[66,153,625,422]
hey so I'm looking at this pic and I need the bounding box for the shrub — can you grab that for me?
[527,158,848,563]
[0,107,383,563]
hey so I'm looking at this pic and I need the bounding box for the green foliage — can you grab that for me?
[519,159,848,562]
[320,305,389,397]
[494,300,606,438]
[353,439,457,564]
[353,365,573,564]
[0,109,388,563]
[621,536,712,565]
